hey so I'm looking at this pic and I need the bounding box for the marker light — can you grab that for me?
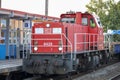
[46,24,50,28]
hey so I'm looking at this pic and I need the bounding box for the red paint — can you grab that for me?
[32,12,104,54]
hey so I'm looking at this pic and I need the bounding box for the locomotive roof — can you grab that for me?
[60,12,93,17]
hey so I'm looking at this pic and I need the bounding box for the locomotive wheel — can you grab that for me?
[6,73,12,80]
[66,73,72,80]
[90,54,100,70]
[102,52,109,64]
[99,53,104,65]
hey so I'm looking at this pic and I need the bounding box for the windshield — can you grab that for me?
[61,18,75,23]
[93,14,102,28]
[97,18,102,27]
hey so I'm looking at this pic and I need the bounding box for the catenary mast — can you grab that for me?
[0,0,1,8]
[45,0,48,16]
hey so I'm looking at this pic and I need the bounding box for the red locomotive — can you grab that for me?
[23,11,107,75]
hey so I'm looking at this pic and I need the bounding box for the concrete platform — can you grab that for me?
[74,62,120,80]
[0,59,22,73]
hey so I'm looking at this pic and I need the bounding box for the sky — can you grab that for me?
[2,0,119,18]
[2,0,90,17]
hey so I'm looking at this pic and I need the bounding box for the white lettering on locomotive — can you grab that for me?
[43,42,53,46]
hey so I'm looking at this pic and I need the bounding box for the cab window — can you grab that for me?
[82,18,88,26]
[90,18,96,28]
[61,18,75,23]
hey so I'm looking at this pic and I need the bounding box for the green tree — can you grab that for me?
[86,0,120,41]
[86,0,120,32]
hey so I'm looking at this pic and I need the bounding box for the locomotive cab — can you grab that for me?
[60,12,104,50]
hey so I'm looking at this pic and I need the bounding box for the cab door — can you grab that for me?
[89,17,98,33]
[88,16,98,50]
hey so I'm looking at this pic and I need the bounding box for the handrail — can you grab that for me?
[74,33,104,53]
[62,33,73,60]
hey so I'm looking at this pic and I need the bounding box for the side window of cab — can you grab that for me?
[82,18,88,26]
[90,18,96,28]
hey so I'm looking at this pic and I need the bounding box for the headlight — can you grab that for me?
[58,40,62,51]
[58,47,62,51]
[34,47,38,51]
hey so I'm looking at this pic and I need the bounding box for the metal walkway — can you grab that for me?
[74,62,120,80]
[0,59,22,73]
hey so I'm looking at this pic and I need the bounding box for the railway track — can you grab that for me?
[110,74,120,80]
[23,59,119,80]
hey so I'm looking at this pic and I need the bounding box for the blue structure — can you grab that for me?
[117,30,120,35]
[0,45,16,59]
[108,30,120,35]
[0,29,16,59]
[113,44,120,54]
[0,45,6,59]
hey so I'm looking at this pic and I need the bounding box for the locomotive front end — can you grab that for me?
[32,22,64,53]
[23,22,72,75]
